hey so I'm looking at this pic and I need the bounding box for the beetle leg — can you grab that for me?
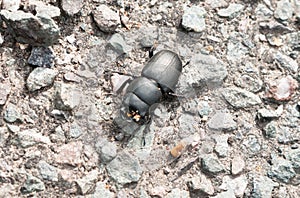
[149,41,158,58]
[182,60,190,68]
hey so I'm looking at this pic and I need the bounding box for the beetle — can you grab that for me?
[121,50,183,123]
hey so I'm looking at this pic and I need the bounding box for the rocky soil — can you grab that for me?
[0,0,300,197]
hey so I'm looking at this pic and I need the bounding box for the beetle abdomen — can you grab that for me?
[142,50,182,93]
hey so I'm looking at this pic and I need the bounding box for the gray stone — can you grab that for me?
[268,155,296,183]
[277,126,296,144]
[227,37,249,61]
[21,174,45,194]
[106,72,130,93]
[198,101,213,117]
[7,124,20,133]
[234,74,263,93]
[76,170,98,195]
[231,155,245,175]
[165,188,189,198]
[54,83,82,110]
[257,106,283,120]
[38,161,58,182]
[286,31,300,50]
[0,10,60,46]
[1,0,20,11]
[263,121,278,138]
[294,0,300,19]
[28,46,55,68]
[206,0,228,9]
[84,44,107,70]
[60,0,83,15]
[55,141,83,166]
[281,104,300,128]
[252,175,278,198]
[212,189,236,198]
[99,142,117,164]
[182,99,198,115]
[217,3,244,18]
[207,112,237,131]
[179,53,227,93]
[4,103,22,123]
[220,175,248,197]
[108,33,132,55]
[178,113,198,138]
[64,72,83,83]
[93,5,120,33]
[29,0,60,18]
[243,134,261,154]
[187,174,214,195]
[69,122,83,138]
[286,149,300,169]
[274,51,298,73]
[182,6,206,32]
[106,151,142,185]
[17,129,51,148]
[255,4,273,20]
[274,0,294,21]
[222,87,262,108]
[87,182,115,198]
[142,146,169,171]
[26,67,58,91]
[50,125,66,143]
[214,134,229,157]
[139,26,158,48]
[201,154,224,174]
[0,81,11,105]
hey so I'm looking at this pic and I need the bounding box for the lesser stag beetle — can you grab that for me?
[122,50,183,123]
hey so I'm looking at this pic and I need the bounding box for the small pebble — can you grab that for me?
[20,174,45,194]
[218,3,244,18]
[207,112,237,132]
[231,156,245,175]
[1,0,20,11]
[274,0,294,21]
[28,47,55,68]
[182,6,206,32]
[93,5,120,33]
[201,154,225,174]
[60,0,83,16]
[26,67,58,91]
[266,76,298,101]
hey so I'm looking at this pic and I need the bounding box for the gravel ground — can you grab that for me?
[0,0,300,197]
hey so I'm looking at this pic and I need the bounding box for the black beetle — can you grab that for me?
[122,50,183,123]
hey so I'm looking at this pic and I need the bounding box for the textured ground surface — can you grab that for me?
[0,0,300,197]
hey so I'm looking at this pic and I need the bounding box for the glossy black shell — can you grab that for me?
[123,50,183,120]
[142,50,182,93]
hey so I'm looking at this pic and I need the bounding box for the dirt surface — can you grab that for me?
[0,0,300,197]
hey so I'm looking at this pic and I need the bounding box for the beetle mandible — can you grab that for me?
[122,50,183,123]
